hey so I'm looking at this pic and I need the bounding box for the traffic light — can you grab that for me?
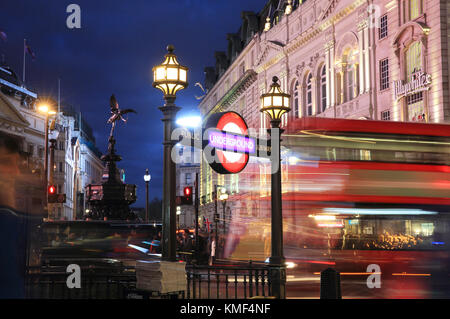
[48,185,56,194]
[48,185,57,203]
[47,185,66,203]
[176,186,193,205]
[183,186,193,205]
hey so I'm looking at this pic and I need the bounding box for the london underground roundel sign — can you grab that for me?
[203,112,254,174]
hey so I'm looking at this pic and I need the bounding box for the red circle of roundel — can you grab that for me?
[215,112,249,174]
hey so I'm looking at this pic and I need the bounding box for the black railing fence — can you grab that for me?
[26,261,274,299]
[186,261,272,299]
[25,266,136,299]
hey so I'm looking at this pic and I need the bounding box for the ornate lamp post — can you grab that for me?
[144,169,151,223]
[153,45,188,261]
[260,76,291,299]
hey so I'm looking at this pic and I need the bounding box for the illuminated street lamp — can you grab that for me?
[260,76,291,299]
[144,169,151,223]
[260,76,291,124]
[285,0,293,15]
[264,17,271,32]
[153,45,188,102]
[37,101,57,216]
[153,45,188,261]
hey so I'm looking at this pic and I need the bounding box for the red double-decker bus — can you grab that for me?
[223,118,450,298]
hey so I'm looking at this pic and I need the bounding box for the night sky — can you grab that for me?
[0,0,264,207]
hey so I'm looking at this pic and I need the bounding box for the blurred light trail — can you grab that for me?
[313,272,382,276]
[317,223,344,228]
[392,273,431,277]
[324,208,438,216]
[310,215,336,221]
[128,244,148,253]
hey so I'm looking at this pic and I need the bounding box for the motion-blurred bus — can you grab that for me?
[222,118,450,298]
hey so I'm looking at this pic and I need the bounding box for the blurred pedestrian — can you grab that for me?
[209,233,216,266]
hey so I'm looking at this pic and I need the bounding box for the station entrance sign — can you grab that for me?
[203,112,253,174]
[176,111,271,174]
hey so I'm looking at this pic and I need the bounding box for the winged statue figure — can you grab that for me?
[107,94,137,138]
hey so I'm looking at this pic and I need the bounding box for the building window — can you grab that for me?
[379,58,390,91]
[293,81,299,118]
[239,62,245,76]
[305,73,313,116]
[381,110,391,121]
[38,147,44,159]
[410,0,421,20]
[339,50,359,103]
[379,14,388,39]
[59,162,64,173]
[185,173,192,185]
[405,41,425,121]
[347,64,355,101]
[28,144,34,156]
[406,41,422,76]
[320,65,327,113]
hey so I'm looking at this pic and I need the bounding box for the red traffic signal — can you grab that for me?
[48,185,57,203]
[47,185,66,203]
[48,185,56,195]
[184,186,192,197]
[181,186,193,205]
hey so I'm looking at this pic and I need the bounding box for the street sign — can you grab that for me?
[203,112,251,174]
[176,113,271,160]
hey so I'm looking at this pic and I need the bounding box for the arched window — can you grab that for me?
[305,73,313,116]
[293,81,299,118]
[347,64,355,101]
[319,65,327,113]
[338,49,359,103]
[405,41,425,121]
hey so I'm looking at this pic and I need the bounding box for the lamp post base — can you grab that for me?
[159,102,180,262]
[268,264,286,299]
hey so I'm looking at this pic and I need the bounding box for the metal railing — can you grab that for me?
[25,266,136,299]
[186,261,272,299]
[26,262,274,299]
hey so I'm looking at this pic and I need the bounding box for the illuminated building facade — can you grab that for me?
[197,0,450,251]
[0,65,46,214]
[175,143,201,228]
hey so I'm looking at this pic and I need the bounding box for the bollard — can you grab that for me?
[320,268,342,299]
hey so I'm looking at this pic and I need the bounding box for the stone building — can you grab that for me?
[0,64,45,214]
[175,143,201,228]
[197,0,450,245]
[0,63,103,219]
[49,107,104,220]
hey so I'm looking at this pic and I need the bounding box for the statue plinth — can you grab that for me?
[85,96,137,220]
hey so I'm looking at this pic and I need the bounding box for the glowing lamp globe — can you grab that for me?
[152,45,188,99]
[144,168,151,182]
[260,76,291,124]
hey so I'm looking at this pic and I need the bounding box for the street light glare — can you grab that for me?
[37,103,56,115]
[37,104,49,113]
[176,115,202,128]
